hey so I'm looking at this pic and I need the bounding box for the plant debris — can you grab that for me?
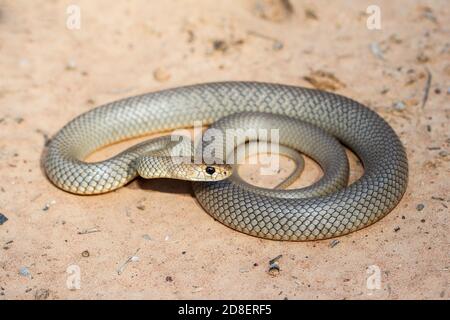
[416,52,429,64]
[192,286,203,293]
[421,67,432,109]
[419,6,439,25]
[77,227,101,235]
[303,70,346,91]
[268,254,282,276]
[253,0,294,22]
[3,240,13,250]
[304,8,318,20]
[247,30,284,51]
[269,254,283,265]
[117,248,140,275]
[329,239,340,248]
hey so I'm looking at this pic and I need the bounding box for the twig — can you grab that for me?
[117,248,140,275]
[247,30,283,50]
[269,254,283,265]
[421,67,432,109]
[77,227,101,235]
[329,239,340,248]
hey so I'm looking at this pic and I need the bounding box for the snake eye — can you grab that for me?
[205,166,216,175]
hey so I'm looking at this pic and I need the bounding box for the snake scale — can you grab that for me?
[44,82,408,241]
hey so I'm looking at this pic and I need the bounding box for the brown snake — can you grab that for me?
[44,82,408,241]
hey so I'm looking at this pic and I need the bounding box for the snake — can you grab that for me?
[44,82,408,241]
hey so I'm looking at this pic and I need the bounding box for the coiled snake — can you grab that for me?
[44,82,408,241]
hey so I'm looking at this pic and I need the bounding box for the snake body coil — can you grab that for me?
[44,82,408,240]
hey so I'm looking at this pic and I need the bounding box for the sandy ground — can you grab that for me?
[0,0,449,300]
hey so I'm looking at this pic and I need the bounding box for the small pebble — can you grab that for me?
[369,42,384,60]
[66,59,77,70]
[268,263,280,276]
[19,267,31,277]
[81,250,90,257]
[416,204,425,211]
[268,255,282,276]
[142,234,151,241]
[416,52,429,63]
[272,41,283,50]
[394,227,401,232]
[212,40,228,52]
[153,68,171,82]
[393,101,406,111]
[165,276,173,282]
[42,200,56,211]
[0,213,8,225]
[439,150,448,157]
[421,219,426,223]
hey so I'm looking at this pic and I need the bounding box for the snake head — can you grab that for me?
[137,155,233,181]
[188,163,233,181]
